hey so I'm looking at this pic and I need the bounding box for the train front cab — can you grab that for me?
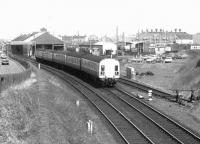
[99,58,120,86]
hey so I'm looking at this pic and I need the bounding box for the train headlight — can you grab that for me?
[115,72,119,75]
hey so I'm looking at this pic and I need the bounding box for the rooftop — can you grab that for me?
[12,31,63,45]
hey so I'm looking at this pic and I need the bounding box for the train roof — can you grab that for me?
[81,54,105,62]
[54,50,105,62]
[37,49,115,63]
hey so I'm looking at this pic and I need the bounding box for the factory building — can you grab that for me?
[137,29,193,45]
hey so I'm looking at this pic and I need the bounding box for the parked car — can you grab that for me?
[146,58,156,63]
[181,54,188,59]
[164,57,172,63]
[131,58,143,63]
[146,55,157,63]
[156,57,164,63]
[142,55,149,61]
[1,54,9,65]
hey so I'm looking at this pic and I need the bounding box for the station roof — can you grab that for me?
[11,31,63,45]
[33,32,63,45]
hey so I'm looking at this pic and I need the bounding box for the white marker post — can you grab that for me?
[38,63,40,69]
[76,100,80,107]
[87,121,90,133]
[87,120,93,134]
[148,90,153,101]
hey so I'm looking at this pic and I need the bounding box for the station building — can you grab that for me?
[10,29,64,56]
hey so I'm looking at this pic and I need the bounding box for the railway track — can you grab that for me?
[21,58,154,143]
[38,63,154,144]
[21,56,200,143]
[119,77,178,101]
[101,85,200,143]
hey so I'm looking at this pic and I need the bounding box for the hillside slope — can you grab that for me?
[172,51,200,91]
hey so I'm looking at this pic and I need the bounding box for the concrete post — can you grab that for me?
[148,90,153,101]
[76,100,80,107]
[190,90,195,102]
[87,120,93,134]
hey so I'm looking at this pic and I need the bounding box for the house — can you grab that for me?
[10,29,64,56]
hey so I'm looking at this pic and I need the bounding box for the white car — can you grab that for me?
[1,53,7,58]
[146,55,157,63]
[1,54,9,65]
[164,57,172,63]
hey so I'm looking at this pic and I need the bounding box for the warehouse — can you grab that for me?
[10,29,64,56]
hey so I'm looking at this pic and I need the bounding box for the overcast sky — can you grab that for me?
[0,0,200,39]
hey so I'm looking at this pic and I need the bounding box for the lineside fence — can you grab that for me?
[0,54,32,92]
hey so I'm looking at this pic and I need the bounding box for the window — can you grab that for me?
[115,65,118,71]
[101,65,105,71]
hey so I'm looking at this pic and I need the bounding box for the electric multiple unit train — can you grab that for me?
[35,50,120,86]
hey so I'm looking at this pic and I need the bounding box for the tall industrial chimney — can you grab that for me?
[116,26,118,43]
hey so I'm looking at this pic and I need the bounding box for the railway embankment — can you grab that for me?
[0,64,117,144]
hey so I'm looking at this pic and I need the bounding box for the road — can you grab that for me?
[0,58,25,75]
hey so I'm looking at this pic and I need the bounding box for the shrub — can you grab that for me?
[146,71,154,76]
[196,59,200,68]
